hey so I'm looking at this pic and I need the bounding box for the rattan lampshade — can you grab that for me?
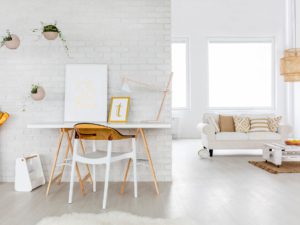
[280,48,300,82]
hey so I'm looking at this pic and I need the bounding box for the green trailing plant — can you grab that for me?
[0,30,13,48]
[33,22,69,53]
[31,84,39,94]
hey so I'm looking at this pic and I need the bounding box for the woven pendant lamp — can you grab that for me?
[280,48,300,82]
[280,0,300,82]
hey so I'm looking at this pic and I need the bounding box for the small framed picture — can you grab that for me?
[108,97,130,123]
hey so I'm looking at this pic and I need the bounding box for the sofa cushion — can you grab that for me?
[219,115,235,132]
[207,115,220,133]
[249,118,270,132]
[248,132,281,140]
[268,116,282,132]
[216,132,248,140]
[233,116,250,132]
[241,114,276,119]
[203,113,219,124]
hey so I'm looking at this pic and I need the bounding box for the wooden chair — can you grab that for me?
[68,123,137,209]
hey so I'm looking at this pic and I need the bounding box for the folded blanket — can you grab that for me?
[0,112,9,126]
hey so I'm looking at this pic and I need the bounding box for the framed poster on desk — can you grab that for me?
[64,64,108,122]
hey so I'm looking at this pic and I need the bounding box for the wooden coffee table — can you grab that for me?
[263,143,300,167]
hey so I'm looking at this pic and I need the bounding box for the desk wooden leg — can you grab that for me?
[46,130,64,196]
[120,159,132,194]
[121,128,159,195]
[79,139,93,184]
[120,129,140,194]
[140,128,159,195]
[66,130,85,195]
[46,128,91,196]
[57,129,74,185]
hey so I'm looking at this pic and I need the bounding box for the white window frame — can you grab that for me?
[172,37,191,111]
[207,37,276,111]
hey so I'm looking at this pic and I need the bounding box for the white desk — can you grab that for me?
[27,122,170,129]
[27,122,171,196]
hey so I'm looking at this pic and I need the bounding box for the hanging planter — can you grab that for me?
[43,31,59,40]
[33,22,69,53]
[0,30,20,49]
[31,84,46,101]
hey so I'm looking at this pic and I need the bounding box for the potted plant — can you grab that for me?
[31,84,46,101]
[33,22,68,53]
[0,30,20,49]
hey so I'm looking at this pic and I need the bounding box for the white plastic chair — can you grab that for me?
[68,123,137,209]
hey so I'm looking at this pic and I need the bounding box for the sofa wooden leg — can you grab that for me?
[209,149,213,157]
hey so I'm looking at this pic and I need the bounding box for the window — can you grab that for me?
[172,39,189,109]
[208,38,274,109]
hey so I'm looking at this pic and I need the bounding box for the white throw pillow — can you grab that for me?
[249,118,270,132]
[207,116,220,133]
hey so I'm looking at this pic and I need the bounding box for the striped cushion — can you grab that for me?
[249,118,270,132]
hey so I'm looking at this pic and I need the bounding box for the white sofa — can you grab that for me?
[197,113,292,157]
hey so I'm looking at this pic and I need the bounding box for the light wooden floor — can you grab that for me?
[1,139,300,225]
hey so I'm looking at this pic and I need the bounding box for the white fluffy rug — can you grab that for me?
[36,211,196,225]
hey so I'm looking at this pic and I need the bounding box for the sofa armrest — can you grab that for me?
[197,123,216,139]
[197,123,215,148]
[278,125,293,140]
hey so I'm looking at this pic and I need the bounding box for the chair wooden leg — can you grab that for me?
[140,128,159,195]
[46,130,64,196]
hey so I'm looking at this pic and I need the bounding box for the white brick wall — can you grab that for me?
[0,0,171,182]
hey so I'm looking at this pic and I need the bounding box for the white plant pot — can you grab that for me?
[42,32,58,40]
[5,34,20,49]
[31,87,46,101]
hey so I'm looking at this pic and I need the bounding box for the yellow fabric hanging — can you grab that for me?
[0,112,9,126]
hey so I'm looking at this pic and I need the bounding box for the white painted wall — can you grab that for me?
[0,0,171,181]
[172,0,287,138]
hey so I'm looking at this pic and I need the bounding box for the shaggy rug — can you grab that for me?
[36,211,196,225]
[249,161,300,174]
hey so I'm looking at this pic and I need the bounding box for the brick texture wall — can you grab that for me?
[0,0,171,182]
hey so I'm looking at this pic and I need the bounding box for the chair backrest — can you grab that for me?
[74,123,133,141]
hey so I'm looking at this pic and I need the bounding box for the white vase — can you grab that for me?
[31,87,46,101]
[5,34,20,49]
[42,32,58,40]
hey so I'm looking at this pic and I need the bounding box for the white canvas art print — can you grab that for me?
[64,64,108,122]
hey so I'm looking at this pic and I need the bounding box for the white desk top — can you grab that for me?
[27,122,171,129]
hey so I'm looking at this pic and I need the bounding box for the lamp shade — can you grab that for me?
[120,78,132,92]
[280,48,300,82]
